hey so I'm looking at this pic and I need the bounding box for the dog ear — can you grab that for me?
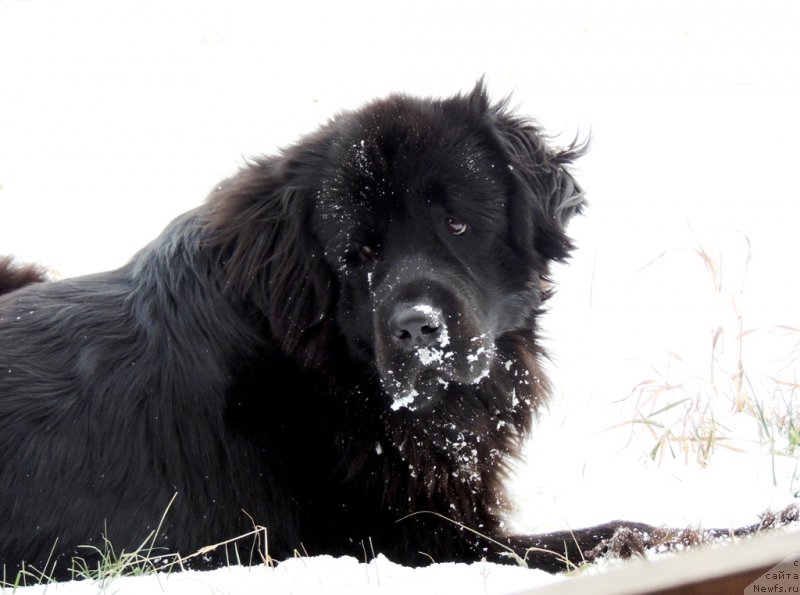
[490,106,587,262]
[0,256,48,295]
[202,154,334,367]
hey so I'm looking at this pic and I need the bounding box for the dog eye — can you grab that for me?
[344,244,376,268]
[359,245,376,261]
[445,217,468,236]
[344,244,377,269]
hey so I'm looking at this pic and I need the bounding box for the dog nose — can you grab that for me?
[389,304,444,351]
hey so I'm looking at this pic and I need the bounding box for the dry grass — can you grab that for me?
[618,232,799,468]
[0,498,273,592]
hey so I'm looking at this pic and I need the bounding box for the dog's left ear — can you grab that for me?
[484,94,587,262]
[201,151,335,368]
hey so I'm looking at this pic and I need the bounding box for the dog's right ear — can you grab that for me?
[202,154,335,367]
[490,107,588,264]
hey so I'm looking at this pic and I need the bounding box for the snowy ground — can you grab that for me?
[1,1,799,593]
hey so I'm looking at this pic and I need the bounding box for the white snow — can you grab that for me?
[466,347,485,363]
[415,346,445,366]
[6,555,563,595]
[1,0,799,593]
[390,388,419,412]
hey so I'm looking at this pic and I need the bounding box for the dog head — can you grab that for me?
[204,82,585,411]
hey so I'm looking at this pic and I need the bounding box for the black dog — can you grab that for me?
[0,83,776,579]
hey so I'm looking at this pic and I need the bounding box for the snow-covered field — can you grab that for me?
[1,1,799,593]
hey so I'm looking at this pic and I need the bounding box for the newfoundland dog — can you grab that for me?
[0,83,780,579]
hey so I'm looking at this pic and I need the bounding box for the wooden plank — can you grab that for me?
[511,529,800,595]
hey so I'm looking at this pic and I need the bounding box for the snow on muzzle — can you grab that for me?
[373,286,495,412]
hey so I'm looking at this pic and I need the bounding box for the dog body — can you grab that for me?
[1,84,634,576]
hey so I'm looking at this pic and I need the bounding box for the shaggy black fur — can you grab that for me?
[2,83,770,580]
[0,256,46,294]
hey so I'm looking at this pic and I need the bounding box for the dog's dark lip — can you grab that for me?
[415,367,454,393]
[386,367,454,412]
[379,337,496,407]
[417,367,443,383]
